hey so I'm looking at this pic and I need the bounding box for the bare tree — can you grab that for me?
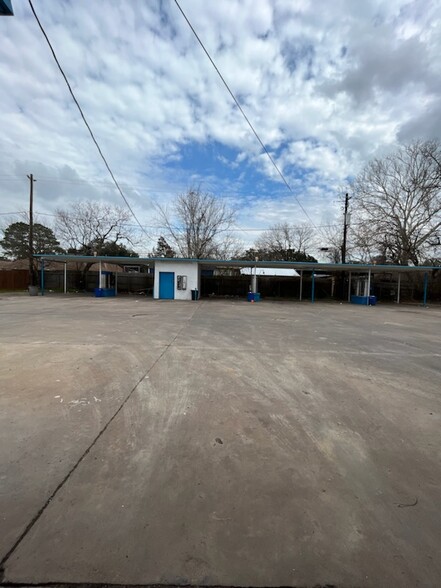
[211,234,244,260]
[56,201,136,254]
[321,223,381,263]
[157,188,236,258]
[255,222,316,260]
[352,140,441,265]
[319,225,344,263]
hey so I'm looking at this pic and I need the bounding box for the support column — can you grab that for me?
[40,259,45,296]
[423,272,428,306]
[115,271,118,295]
[299,270,303,301]
[367,269,371,305]
[99,260,102,289]
[397,273,401,304]
[348,272,352,302]
[311,270,315,304]
[64,263,67,294]
[251,264,257,293]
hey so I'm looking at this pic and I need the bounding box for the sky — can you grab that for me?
[1,0,440,254]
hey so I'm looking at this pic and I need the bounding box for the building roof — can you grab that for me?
[1,258,127,272]
[35,254,441,274]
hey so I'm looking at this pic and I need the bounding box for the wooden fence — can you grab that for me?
[0,270,29,290]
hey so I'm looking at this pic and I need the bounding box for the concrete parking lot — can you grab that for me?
[0,295,440,587]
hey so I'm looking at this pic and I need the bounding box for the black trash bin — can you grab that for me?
[191,288,199,301]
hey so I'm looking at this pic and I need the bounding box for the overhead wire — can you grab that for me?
[1,209,351,232]
[20,2,331,242]
[0,175,341,229]
[173,0,321,233]
[27,0,149,240]
[19,209,352,232]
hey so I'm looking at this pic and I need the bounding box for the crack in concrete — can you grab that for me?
[0,583,338,588]
[0,303,203,582]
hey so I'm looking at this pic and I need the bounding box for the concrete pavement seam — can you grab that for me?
[0,583,339,588]
[0,302,204,581]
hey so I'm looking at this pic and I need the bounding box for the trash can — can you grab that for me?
[191,288,199,301]
[247,292,260,302]
[351,294,377,305]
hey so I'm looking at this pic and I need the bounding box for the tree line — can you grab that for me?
[324,140,441,266]
[0,202,139,261]
[1,139,440,266]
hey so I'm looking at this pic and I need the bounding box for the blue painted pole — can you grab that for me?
[423,272,428,306]
[40,259,45,295]
[367,269,371,305]
[311,270,315,303]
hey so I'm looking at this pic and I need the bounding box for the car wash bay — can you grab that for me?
[36,254,441,304]
[1,295,440,587]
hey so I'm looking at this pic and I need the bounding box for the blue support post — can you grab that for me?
[40,259,45,295]
[423,272,428,306]
[311,270,315,303]
[367,269,371,305]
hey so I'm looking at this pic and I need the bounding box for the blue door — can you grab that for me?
[159,272,174,299]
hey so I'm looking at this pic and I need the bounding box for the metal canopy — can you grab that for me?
[35,254,441,274]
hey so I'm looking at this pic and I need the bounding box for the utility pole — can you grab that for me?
[27,174,36,286]
[341,192,350,264]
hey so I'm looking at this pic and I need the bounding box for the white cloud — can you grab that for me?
[0,0,439,253]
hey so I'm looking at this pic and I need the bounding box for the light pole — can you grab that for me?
[341,192,350,264]
[27,173,36,288]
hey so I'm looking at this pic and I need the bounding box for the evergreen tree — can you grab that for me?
[0,222,64,260]
[151,236,176,258]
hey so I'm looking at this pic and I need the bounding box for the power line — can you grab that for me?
[173,0,320,231]
[0,175,175,194]
[30,210,352,232]
[0,174,290,200]
[2,208,352,234]
[27,0,149,240]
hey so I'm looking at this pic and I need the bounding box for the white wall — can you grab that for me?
[240,268,299,277]
[153,261,200,300]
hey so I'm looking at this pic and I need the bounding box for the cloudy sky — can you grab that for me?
[1,0,440,253]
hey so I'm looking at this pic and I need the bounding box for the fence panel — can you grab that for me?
[0,270,29,290]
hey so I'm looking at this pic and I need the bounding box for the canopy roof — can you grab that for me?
[35,254,441,274]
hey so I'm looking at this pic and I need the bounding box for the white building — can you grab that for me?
[153,260,200,300]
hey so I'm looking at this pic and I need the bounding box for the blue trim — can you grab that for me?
[311,270,315,304]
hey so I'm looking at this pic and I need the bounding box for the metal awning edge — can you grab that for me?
[34,254,441,273]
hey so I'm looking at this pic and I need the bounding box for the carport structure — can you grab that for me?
[36,254,441,304]
[35,254,153,297]
[198,259,441,305]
